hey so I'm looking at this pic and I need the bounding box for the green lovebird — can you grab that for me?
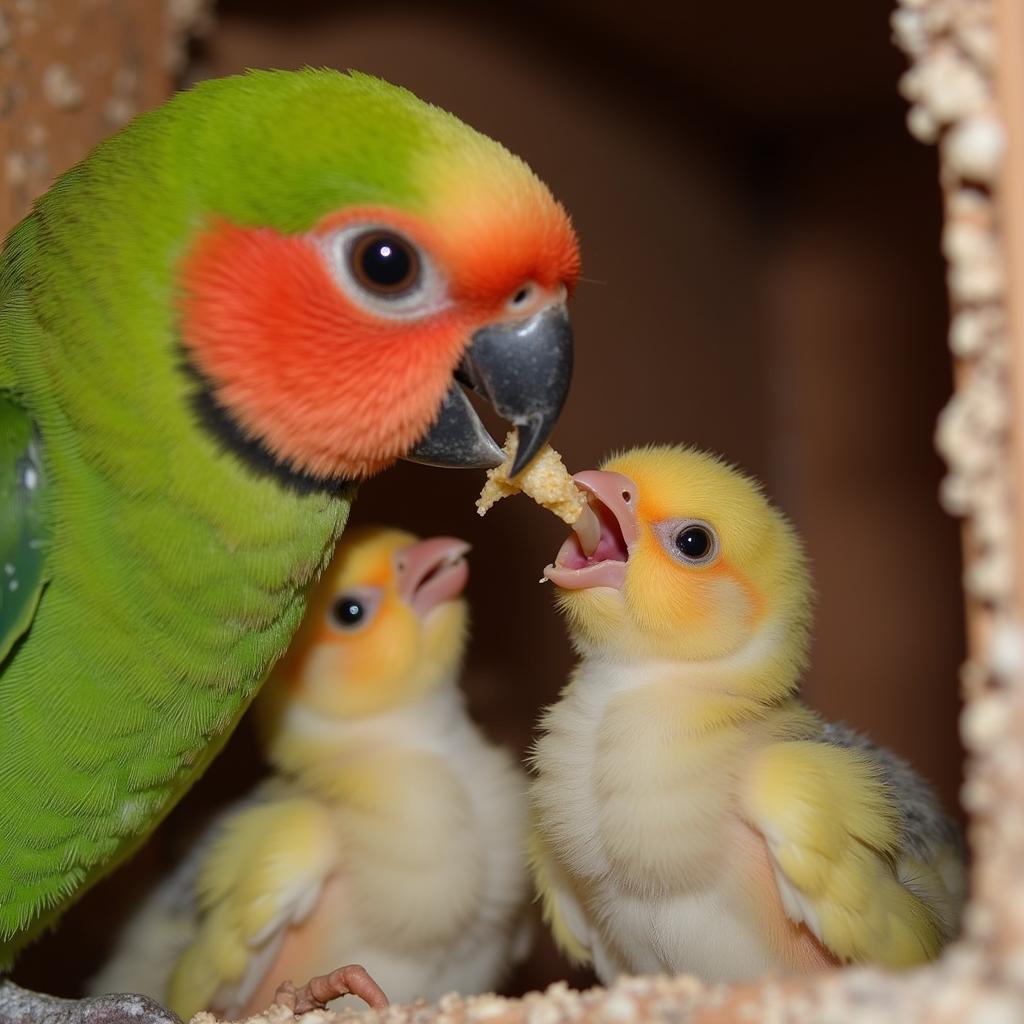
[0,67,580,1015]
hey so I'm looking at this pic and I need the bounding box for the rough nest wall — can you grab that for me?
[0,0,211,233]
[194,0,1024,1021]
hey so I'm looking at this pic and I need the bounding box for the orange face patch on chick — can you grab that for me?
[544,446,812,671]
[260,526,469,729]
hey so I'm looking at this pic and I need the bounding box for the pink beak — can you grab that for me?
[543,471,639,590]
[395,537,470,618]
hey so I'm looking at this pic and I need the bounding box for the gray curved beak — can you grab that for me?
[405,303,573,476]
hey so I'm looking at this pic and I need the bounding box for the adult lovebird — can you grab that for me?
[530,446,966,983]
[0,68,579,1017]
[92,527,529,1018]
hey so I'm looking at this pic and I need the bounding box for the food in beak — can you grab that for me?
[543,470,638,590]
[476,432,599,553]
[405,303,573,473]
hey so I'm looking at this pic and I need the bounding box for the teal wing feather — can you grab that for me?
[0,396,51,665]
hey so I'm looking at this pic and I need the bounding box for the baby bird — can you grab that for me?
[530,446,966,984]
[92,526,529,1017]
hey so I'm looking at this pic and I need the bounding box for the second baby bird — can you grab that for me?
[92,526,529,1017]
[531,445,966,983]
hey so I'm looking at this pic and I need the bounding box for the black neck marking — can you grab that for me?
[179,352,356,499]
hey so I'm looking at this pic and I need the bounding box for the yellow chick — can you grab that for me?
[530,446,966,983]
[91,527,529,1016]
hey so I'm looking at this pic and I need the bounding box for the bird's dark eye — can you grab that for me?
[674,523,717,564]
[330,595,366,629]
[350,231,420,295]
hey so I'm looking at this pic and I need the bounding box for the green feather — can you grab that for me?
[0,68,501,964]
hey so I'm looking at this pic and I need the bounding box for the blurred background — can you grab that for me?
[5,0,964,999]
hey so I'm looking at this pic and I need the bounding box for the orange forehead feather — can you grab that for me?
[422,144,581,301]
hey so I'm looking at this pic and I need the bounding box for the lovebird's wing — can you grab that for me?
[741,737,958,967]
[0,395,50,665]
[167,797,340,1021]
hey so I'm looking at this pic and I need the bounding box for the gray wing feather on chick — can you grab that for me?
[819,722,964,861]
[819,721,967,939]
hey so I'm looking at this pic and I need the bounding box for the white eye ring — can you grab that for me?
[655,518,720,567]
[316,223,450,320]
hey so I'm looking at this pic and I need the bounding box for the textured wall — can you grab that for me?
[0,0,195,233]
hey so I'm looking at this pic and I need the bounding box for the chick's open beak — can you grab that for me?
[405,303,573,475]
[545,471,639,590]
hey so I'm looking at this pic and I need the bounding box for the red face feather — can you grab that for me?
[180,217,473,480]
[179,196,579,481]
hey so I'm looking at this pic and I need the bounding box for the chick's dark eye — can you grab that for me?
[675,525,713,561]
[350,232,420,295]
[330,595,365,628]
